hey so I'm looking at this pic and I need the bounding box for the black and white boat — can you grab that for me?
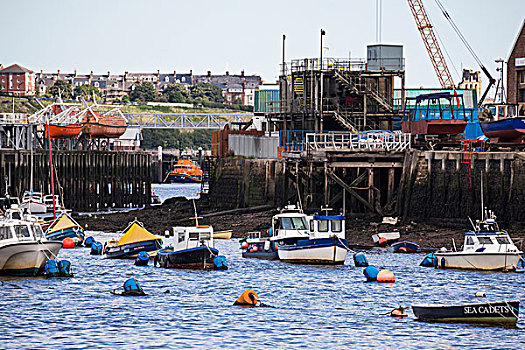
[412,300,520,325]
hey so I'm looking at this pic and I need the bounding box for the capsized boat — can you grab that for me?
[104,220,163,259]
[45,213,85,242]
[412,300,520,325]
[392,241,420,253]
[435,208,522,271]
[0,205,62,276]
[164,159,203,183]
[240,231,279,260]
[272,205,349,265]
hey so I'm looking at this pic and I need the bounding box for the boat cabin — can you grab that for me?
[308,215,345,240]
[0,206,44,244]
[270,205,309,240]
[168,225,215,251]
[461,213,520,254]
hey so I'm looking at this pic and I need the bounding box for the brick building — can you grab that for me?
[507,20,525,115]
[0,64,35,96]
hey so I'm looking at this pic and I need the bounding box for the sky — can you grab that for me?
[2,0,524,91]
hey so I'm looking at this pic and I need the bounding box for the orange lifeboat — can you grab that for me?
[82,110,127,138]
[45,123,83,139]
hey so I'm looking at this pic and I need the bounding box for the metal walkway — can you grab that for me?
[124,113,253,129]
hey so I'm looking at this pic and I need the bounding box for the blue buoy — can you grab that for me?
[440,257,446,269]
[83,236,95,248]
[44,260,59,277]
[213,255,228,270]
[58,260,72,276]
[44,259,73,277]
[135,251,150,266]
[353,252,369,267]
[420,253,435,267]
[90,241,103,255]
[364,265,379,281]
[111,278,146,296]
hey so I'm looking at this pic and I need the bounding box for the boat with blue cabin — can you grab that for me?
[104,220,163,259]
[271,205,348,265]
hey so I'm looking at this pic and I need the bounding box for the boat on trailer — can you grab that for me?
[435,208,522,271]
[272,205,348,265]
[412,300,520,325]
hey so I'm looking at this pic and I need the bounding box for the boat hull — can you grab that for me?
[0,241,62,276]
[392,241,420,253]
[46,124,83,139]
[277,238,348,264]
[402,119,468,135]
[372,232,400,244]
[105,240,162,259]
[46,227,85,242]
[165,173,202,183]
[156,246,220,269]
[412,301,519,325]
[434,252,521,271]
[213,230,232,240]
[480,117,525,143]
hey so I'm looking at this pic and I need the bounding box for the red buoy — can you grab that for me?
[252,246,258,252]
[249,248,254,253]
[62,238,75,248]
[377,269,395,283]
[378,237,388,247]
[241,242,249,249]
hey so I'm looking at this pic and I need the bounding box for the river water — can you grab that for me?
[0,236,523,349]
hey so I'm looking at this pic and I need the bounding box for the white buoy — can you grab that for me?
[475,291,486,297]
[413,287,421,293]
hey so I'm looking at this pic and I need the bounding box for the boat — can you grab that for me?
[0,204,62,276]
[412,300,520,325]
[213,230,232,240]
[46,123,83,139]
[401,92,469,136]
[240,231,279,260]
[272,205,348,265]
[82,108,127,138]
[480,117,525,143]
[435,208,523,271]
[45,213,85,242]
[151,190,161,205]
[164,159,203,183]
[392,241,420,253]
[19,191,47,214]
[104,220,163,259]
[371,232,400,245]
[43,194,61,212]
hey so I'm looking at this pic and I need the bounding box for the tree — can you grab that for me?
[130,82,157,103]
[121,95,130,103]
[74,84,101,99]
[48,80,73,99]
[189,83,224,103]
[163,83,188,103]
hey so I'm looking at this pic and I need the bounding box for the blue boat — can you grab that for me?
[240,231,279,260]
[392,241,420,253]
[480,117,525,143]
[45,213,85,242]
[105,220,163,259]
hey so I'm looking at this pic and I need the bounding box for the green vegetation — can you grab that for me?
[0,97,41,113]
[130,82,157,103]
[48,80,73,99]
[74,84,102,99]
[141,129,213,150]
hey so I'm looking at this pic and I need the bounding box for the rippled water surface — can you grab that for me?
[151,183,201,202]
[1,235,523,349]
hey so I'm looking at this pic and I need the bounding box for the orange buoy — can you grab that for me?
[378,237,388,247]
[252,246,258,252]
[377,269,395,283]
[390,307,408,317]
[234,289,259,306]
[241,242,249,249]
[62,238,75,248]
[249,248,254,253]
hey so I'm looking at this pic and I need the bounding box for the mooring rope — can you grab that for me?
[336,236,356,254]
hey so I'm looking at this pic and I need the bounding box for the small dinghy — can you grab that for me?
[213,230,232,240]
[372,232,400,246]
[412,300,520,325]
[392,241,420,253]
[105,220,162,259]
[240,231,279,260]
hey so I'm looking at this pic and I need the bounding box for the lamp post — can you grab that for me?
[320,29,326,70]
[495,58,505,104]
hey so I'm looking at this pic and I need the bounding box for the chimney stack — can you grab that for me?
[241,70,245,77]
[74,69,77,77]
[207,70,211,77]
[226,71,229,76]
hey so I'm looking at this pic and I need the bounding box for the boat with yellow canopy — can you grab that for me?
[45,213,85,242]
[105,220,162,259]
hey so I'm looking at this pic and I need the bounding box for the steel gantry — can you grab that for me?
[124,113,253,129]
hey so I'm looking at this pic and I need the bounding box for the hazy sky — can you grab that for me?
[2,0,524,90]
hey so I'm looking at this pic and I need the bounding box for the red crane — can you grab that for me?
[407,0,455,88]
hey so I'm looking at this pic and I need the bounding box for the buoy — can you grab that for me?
[90,241,103,255]
[62,238,75,248]
[83,236,95,248]
[353,252,369,267]
[364,265,379,281]
[252,246,258,252]
[234,289,259,306]
[58,260,72,276]
[241,241,249,249]
[390,306,408,317]
[475,291,486,297]
[420,253,435,267]
[112,278,146,296]
[377,269,395,283]
[440,257,446,269]
[249,248,254,253]
[378,237,388,247]
[44,260,59,277]
[44,260,73,277]
[213,255,228,270]
[135,251,150,266]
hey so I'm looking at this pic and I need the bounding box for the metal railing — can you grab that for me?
[280,58,367,75]
[305,131,412,152]
[0,113,29,124]
[124,113,253,129]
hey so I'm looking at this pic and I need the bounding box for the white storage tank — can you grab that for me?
[367,44,404,71]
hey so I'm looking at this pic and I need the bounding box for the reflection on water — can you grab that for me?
[151,183,202,202]
[0,236,523,349]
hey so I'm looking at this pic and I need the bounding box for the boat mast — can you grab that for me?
[46,116,57,220]
[480,171,484,221]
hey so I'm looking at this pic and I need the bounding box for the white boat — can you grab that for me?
[20,191,47,214]
[435,208,523,271]
[44,194,61,212]
[371,232,400,244]
[0,204,62,276]
[271,205,348,264]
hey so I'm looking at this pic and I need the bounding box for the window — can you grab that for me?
[318,220,329,232]
[15,225,30,238]
[279,217,307,230]
[466,236,474,245]
[331,220,342,232]
[477,237,493,245]
[309,220,314,232]
[0,226,12,240]
[189,232,199,240]
[496,236,510,245]
[33,224,43,239]
[178,232,185,243]
[519,70,525,84]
